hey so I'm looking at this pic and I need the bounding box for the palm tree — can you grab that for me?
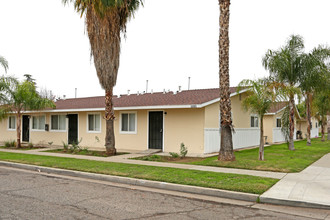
[0,55,8,73]
[218,0,235,161]
[0,76,55,148]
[314,90,330,142]
[238,79,275,160]
[299,46,330,145]
[63,0,143,155]
[263,35,305,151]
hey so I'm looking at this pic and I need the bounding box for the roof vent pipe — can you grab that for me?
[137,91,140,96]
[146,80,148,93]
[63,95,66,100]
[188,77,191,90]
[163,89,166,94]
[127,90,130,96]
[151,89,153,94]
[178,86,182,92]
[75,88,77,98]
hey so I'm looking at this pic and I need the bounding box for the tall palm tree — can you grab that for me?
[63,0,143,155]
[263,35,305,151]
[238,79,275,161]
[0,55,8,73]
[218,0,235,161]
[314,89,330,142]
[300,46,330,145]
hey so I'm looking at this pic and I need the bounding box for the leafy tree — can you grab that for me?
[218,0,235,161]
[63,0,143,155]
[0,55,8,73]
[296,101,306,119]
[238,79,275,160]
[263,35,305,151]
[313,78,330,142]
[299,46,330,145]
[0,76,55,148]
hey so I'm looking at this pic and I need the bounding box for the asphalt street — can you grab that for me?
[0,167,313,220]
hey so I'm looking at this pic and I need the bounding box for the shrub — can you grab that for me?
[28,143,34,148]
[48,141,53,146]
[69,138,83,153]
[169,152,179,158]
[180,142,188,158]
[62,141,69,151]
[4,140,16,148]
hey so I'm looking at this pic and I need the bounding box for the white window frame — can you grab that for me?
[7,116,16,131]
[250,115,259,128]
[87,113,102,133]
[50,114,67,132]
[120,111,137,134]
[31,115,46,131]
[276,117,282,128]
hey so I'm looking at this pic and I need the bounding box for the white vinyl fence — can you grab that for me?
[273,128,297,143]
[204,128,260,154]
[311,127,319,138]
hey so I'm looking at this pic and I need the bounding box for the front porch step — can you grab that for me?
[138,149,162,155]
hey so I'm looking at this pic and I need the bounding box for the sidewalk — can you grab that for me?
[260,153,330,209]
[1,147,330,209]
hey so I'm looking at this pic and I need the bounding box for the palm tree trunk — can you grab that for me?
[289,95,295,150]
[105,89,116,155]
[259,116,264,161]
[321,119,325,142]
[16,112,21,148]
[218,0,235,161]
[306,93,311,146]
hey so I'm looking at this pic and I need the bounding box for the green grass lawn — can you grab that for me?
[0,151,278,195]
[135,138,330,173]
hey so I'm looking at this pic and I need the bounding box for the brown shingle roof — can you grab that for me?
[55,87,238,110]
[267,102,288,114]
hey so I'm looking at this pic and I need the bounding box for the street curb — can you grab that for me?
[259,196,330,210]
[0,161,258,202]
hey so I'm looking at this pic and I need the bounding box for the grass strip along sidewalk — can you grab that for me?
[0,152,277,195]
[136,138,330,173]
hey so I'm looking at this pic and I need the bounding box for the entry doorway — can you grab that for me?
[68,114,78,144]
[22,115,30,142]
[148,111,163,150]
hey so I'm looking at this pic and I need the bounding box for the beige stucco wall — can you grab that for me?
[0,116,17,143]
[164,108,205,154]
[204,93,254,129]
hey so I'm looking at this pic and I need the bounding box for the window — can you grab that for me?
[120,112,136,133]
[32,116,46,130]
[251,116,259,128]
[315,122,318,128]
[8,116,16,130]
[88,114,101,132]
[276,118,282,128]
[51,115,66,131]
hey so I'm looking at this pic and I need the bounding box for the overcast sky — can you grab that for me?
[1,0,330,98]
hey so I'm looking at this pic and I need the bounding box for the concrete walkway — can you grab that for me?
[0,148,286,179]
[260,153,330,209]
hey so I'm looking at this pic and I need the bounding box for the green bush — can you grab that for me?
[4,140,16,148]
[28,143,34,148]
[62,141,69,151]
[180,143,188,158]
[169,152,179,158]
